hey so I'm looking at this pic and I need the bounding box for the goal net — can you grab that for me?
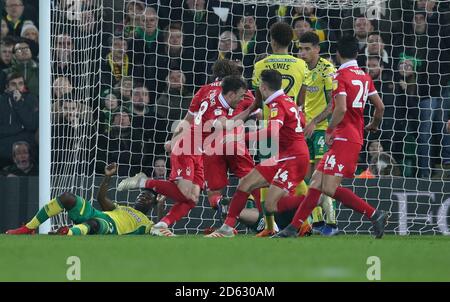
[49,0,450,235]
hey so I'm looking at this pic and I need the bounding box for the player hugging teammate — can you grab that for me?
[6,29,388,239]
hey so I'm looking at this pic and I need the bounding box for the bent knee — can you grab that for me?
[85,219,100,234]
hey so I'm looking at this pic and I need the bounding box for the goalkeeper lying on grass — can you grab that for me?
[6,163,155,235]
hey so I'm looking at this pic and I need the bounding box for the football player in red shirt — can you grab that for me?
[275,36,388,239]
[206,69,310,237]
[187,61,261,219]
[117,75,257,236]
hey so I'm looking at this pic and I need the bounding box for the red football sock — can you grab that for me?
[145,179,187,202]
[277,195,305,212]
[208,193,222,209]
[250,189,262,212]
[161,199,196,226]
[224,190,250,228]
[291,188,321,229]
[333,187,375,219]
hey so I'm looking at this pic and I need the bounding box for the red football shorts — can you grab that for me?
[169,153,204,188]
[255,154,309,193]
[316,140,362,178]
[203,151,255,191]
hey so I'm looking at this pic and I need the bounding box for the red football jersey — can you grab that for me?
[265,90,308,157]
[331,60,377,145]
[188,81,255,118]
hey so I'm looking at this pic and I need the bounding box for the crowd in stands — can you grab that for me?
[1,0,450,179]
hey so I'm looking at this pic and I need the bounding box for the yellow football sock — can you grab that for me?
[311,206,324,223]
[320,195,337,225]
[68,224,89,236]
[26,198,64,229]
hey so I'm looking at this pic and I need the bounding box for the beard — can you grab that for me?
[111,126,131,138]
[133,103,145,112]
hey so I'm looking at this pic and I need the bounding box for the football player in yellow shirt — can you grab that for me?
[6,163,155,235]
[298,31,338,236]
[251,21,310,236]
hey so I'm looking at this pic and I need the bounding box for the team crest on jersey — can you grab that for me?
[186,167,191,176]
[270,108,278,118]
[338,164,344,172]
[214,108,223,116]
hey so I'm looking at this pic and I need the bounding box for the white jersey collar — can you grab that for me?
[338,60,358,70]
[218,93,231,109]
[264,89,284,105]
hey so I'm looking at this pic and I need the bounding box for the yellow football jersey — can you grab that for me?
[304,57,336,131]
[252,54,308,119]
[104,205,154,235]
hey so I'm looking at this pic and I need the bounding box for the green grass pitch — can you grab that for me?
[1,235,449,281]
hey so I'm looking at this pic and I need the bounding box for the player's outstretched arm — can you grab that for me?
[365,93,385,133]
[97,163,117,211]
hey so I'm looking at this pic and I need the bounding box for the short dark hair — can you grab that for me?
[260,69,282,91]
[221,75,247,95]
[212,59,241,80]
[337,35,359,59]
[270,22,294,48]
[299,31,320,46]
[6,72,24,84]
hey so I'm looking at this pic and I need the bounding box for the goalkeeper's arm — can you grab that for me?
[97,163,118,211]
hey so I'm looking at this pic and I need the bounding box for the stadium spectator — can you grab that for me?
[214,30,242,62]
[52,34,74,80]
[101,36,134,89]
[129,84,152,116]
[129,83,168,157]
[0,72,38,168]
[1,18,10,39]
[1,141,38,176]
[3,40,38,97]
[0,39,15,70]
[99,93,120,133]
[20,21,38,43]
[368,141,401,176]
[19,21,38,56]
[152,156,167,179]
[97,109,152,176]
[291,17,330,55]
[112,76,133,104]
[130,6,163,67]
[0,40,10,92]
[154,22,194,93]
[122,0,146,39]
[182,0,220,72]
[235,12,268,82]
[353,15,375,51]
[3,0,32,38]
[358,32,392,69]
[155,70,192,122]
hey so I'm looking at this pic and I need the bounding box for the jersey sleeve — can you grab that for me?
[323,66,336,91]
[267,102,285,126]
[188,87,205,115]
[333,73,347,96]
[252,61,262,89]
[297,60,307,88]
[367,76,378,96]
